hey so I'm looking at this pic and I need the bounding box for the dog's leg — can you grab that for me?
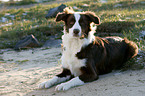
[55,67,98,91]
[55,76,84,91]
[39,68,72,89]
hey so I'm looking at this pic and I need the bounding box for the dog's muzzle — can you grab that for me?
[73,29,80,37]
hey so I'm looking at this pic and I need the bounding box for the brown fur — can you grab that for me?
[56,9,138,83]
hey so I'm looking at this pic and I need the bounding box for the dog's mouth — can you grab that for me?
[73,34,79,37]
[72,33,85,39]
[71,29,86,39]
[80,35,85,39]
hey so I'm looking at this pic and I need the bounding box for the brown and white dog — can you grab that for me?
[39,8,138,91]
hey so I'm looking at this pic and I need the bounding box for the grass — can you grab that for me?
[0,0,55,5]
[16,60,29,63]
[0,0,145,50]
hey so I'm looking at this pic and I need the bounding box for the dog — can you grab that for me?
[39,8,138,91]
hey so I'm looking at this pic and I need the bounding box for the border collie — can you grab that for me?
[39,8,138,91]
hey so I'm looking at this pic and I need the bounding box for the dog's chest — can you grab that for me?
[61,36,87,76]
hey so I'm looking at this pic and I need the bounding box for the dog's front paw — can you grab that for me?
[55,82,71,91]
[38,76,58,89]
[55,77,85,91]
[38,81,52,89]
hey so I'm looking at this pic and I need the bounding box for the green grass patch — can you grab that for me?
[16,59,29,63]
[0,0,55,6]
[0,0,145,50]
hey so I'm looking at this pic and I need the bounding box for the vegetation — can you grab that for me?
[0,0,144,50]
[0,0,54,5]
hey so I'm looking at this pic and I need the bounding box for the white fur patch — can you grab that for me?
[61,13,96,76]
[69,13,81,37]
[61,34,87,76]
[55,77,84,91]
[39,76,70,89]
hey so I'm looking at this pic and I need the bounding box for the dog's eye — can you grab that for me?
[80,22,85,25]
[70,21,74,25]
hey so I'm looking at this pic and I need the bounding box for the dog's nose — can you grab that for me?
[73,29,80,34]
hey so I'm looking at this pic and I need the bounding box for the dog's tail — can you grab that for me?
[124,38,138,61]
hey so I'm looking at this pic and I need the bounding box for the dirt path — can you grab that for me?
[0,48,62,96]
[26,70,145,96]
[0,47,145,96]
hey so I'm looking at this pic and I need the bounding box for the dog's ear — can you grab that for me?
[85,12,100,25]
[55,13,70,22]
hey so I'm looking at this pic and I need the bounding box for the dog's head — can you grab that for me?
[55,8,100,38]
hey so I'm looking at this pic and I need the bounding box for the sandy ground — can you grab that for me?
[0,47,145,96]
[0,47,62,96]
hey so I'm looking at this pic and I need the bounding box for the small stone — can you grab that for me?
[14,34,40,50]
[45,4,67,18]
